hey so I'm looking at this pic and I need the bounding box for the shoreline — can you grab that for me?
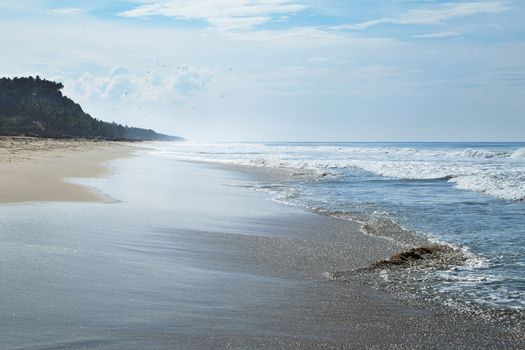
[164,157,525,322]
[0,137,134,203]
[1,146,523,348]
[203,160,525,326]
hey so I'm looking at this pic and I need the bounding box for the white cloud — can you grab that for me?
[52,8,82,15]
[307,56,332,63]
[222,26,397,47]
[3,1,524,141]
[118,0,307,30]
[208,15,271,30]
[413,30,461,38]
[334,2,508,30]
[56,65,213,103]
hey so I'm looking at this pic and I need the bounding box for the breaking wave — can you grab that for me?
[145,142,525,202]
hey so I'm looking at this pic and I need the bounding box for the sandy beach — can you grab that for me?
[1,143,523,349]
[3,0,524,347]
[0,137,132,203]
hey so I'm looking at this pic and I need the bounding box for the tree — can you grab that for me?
[0,76,178,141]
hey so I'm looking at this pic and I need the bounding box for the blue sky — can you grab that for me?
[2,0,524,141]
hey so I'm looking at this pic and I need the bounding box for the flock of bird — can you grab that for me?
[109,58,231,119]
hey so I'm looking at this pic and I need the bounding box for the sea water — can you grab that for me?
[0,157,308,348]
[146,141,525,311]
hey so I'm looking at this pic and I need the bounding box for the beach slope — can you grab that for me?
[1,147,522,349]
[0,137,131,203]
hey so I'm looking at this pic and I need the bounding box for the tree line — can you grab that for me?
[0,76,178,141]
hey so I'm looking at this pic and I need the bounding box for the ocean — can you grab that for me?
[146,141,525,312]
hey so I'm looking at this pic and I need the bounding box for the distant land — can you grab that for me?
[0,76,180,141]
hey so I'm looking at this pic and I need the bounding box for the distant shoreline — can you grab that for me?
[0,76,181,141]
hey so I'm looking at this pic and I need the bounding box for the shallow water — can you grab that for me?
[0,157,304,348]
[145,141,525,311]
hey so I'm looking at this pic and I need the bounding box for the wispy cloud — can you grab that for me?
[208,16,270,30]
[119,0,306,30]
[223,27,346,46]
[52,8,83,15]
[413,30,461,38]
[222,27,398,47]
[334,2,508,30]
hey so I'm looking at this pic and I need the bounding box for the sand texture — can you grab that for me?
[0,137,132,203]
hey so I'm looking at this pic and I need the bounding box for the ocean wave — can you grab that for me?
[510,148,525,158]
[450,173,525,201]
[158,142,524,160]
[459,148,500,158]
[458,147,525,159]
[146,142,525,202]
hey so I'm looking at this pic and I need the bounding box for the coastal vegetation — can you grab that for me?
[0,76,178,141]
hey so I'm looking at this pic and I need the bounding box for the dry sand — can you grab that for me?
[0,137,133,203]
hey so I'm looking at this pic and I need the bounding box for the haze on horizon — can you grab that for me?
[2,0,524,142]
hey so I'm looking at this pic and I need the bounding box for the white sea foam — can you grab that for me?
[146,142,525,202]
[460,148,499,158]
[450,172,525,201]
[510,147,525,158]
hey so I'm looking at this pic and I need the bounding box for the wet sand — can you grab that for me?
[0,137,132,203]
[0,150,523,349]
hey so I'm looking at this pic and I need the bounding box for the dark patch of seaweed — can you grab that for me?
[368,244,466,269]
[327,244,466,280]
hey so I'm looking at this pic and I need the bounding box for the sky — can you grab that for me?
[1,0,524,141]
